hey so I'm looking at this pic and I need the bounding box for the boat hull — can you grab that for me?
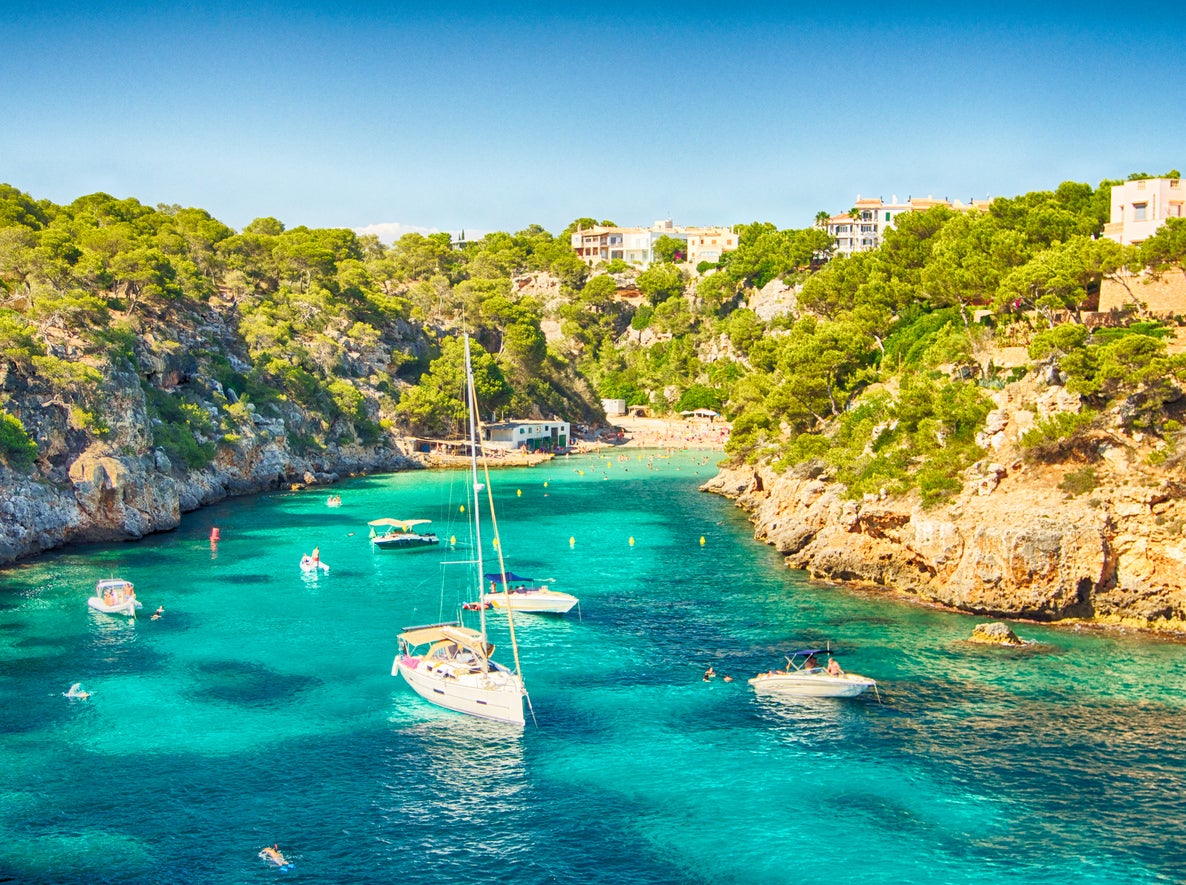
[393,655,525,725]
[749,672,875,698]
[483,591,578,614]
[87,597,141,617]
[372,535,440,551]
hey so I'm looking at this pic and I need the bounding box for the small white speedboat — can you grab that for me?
[87,578,142,617]
[749,648,877,698]
[481,571,578,614]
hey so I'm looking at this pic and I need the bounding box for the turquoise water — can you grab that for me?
[2,450,1185,884]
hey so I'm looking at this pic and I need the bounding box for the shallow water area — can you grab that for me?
[2,449,1185,883]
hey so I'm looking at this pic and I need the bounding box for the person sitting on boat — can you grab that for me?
[826,657,843,677]
[103,589,115,606]
[804,655,819,671]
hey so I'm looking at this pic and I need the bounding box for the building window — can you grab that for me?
[885,212,891,221]
[1134,202,1148,222]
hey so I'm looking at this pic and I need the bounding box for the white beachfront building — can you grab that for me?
[482,420,571,453]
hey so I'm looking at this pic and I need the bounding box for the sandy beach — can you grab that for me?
[598,415,730,451]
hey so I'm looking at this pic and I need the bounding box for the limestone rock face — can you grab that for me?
[702,453,1186,630]
[0,294,429,565]
[68,449,180,540]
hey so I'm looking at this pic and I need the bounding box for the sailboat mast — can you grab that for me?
[462,334,488,640]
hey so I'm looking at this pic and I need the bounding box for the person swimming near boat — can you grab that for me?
[703,666,716,681]
[151,605,164,620]
[259,844,291,869]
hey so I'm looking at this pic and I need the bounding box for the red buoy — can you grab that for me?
[210,527,221,541]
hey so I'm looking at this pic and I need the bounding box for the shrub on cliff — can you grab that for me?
[0,410,37,467]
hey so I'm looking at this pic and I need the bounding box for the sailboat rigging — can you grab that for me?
[391,335,530,725]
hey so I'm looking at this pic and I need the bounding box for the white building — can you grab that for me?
[482,420,570,452]
[824,195,990,257]
[1103,177,1185,246]
[572,220,737,268]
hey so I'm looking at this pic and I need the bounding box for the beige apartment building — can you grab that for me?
[571,220,737,268]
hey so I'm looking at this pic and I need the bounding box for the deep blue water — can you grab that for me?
[2,450,1185,884]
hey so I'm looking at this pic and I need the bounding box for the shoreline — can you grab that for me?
[593,415,730,451]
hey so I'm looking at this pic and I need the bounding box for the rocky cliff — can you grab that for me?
[0,294,422,565]
[703,375,1186,632]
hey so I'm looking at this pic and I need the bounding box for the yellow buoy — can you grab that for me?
[569,536,575,547]
[700,536,706,546]
[579,470,584,476]
[459,504,465,513]
[450,535,456,546]
[492,538,499,548]
[628,536,635,547]
[517,489,522,497]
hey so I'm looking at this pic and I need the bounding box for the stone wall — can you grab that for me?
[1099,270,1186,316]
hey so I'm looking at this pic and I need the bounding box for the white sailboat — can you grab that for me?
[391,335,530,725]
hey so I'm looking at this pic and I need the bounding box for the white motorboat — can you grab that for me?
[87,578,142,617]
[391,335,529,725]
[369,518,440,550]
[749,648,877,699]
[482,571,579,614]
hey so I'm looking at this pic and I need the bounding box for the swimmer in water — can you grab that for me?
[260,844,290,868]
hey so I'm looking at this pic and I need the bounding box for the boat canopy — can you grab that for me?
[789,648,839,656]
[368,518,431,531]
[484,571,533,584]
[398,623,494,658]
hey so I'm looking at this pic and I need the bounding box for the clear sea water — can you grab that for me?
[2,450,1185,884]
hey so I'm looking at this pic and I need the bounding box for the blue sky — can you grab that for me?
[3,2,1182,239]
